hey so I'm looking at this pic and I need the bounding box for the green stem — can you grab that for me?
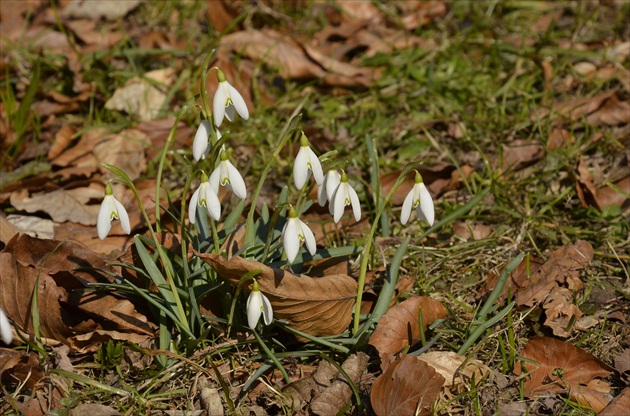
[154,94,199,232]
[352,164,416,335]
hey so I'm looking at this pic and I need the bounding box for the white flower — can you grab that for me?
[97,183,131,240]
[282,206,317,263]
[192,120,222,161]
[209,150,247,199]
[401,171,435,226]
[213,69,249,127]
[293,132,324,190]
[318,169,341,207]
[331,171,361,223]
[0,308,12,345]
[247,280,273,330]
[189,172,221,223]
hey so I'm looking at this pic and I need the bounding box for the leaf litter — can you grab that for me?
[0,0,628,414]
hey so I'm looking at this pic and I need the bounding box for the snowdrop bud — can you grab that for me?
[247,280,273,330]
[213,68,249,127]
[209,150,247,199]
[330,171,361,223]
[0,308,12,345]
[97,182,131,240]
[282,206,317,263]
[401,171,435,226]
[293,132,324,190]
[189,171,221,223]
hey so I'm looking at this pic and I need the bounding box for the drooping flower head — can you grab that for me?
[97,182,131,240]
[401,171,435,226]
[192,120,222,161]
[247,280,273,330]
[209,150,247,199]
[189,171,221,224]
[213,68,249,127]
[293,132,324,190]
[282,206,317,263]
[330,171,361,223]
[318,169,341,207]
[0,308,12,345]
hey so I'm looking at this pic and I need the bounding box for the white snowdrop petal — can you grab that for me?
[113,199,131,234]
[97,196,113,240]
[332,184,347,223]
[400,188,415,225]
[0,309,12,345]
[228,83,249,120]
[347,185,361,222]
[261,293,273,325]
[418,183,435,226]
[325,171,341,203]
[301,221,317,255]
[226,161,247,199]
[293,147,309,190]
[247,291,263,329]
[192,120,211,161]
[188,187,201,224]
[204,184,222,221]
[283,220,300,263]
[307,147,324,185]
[208,166,221,194]
[317,183,327,206]
[213,86,227,127]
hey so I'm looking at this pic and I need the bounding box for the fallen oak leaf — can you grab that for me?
[371,354,445,416]
[369,296,448,361]
[197,253,357,338]
[515,336,613,411]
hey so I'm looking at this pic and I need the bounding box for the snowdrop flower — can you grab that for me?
[209,150,247,199]
[213,69,249,127]
[401,171,435,226]
[189,172,221,223]
[0,308,12,345]
[282,206,317,263]
[330,171,361,223]
[97,183,131,240]
[192,120,222,161]
[293,132,324,190]
[247,280,273,330]
[317,169,341,207]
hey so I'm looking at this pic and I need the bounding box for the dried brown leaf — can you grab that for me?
[515,336,613,398]
[532,90,630,127]
[310,353,369,416]
[514,240,592,307]
[417,351,492,388]
[371,354,445,416]
[600,387,630,416]
[10,184,102,225]
[501,140,545,173]
[369,296,448,358]
[197,254,357,338]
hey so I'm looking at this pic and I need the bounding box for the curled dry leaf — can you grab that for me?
[417,351,492,388]
[371,354,445,416]
[515,336,613,412]
[197,254,357,338]
[369,296,448,360]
